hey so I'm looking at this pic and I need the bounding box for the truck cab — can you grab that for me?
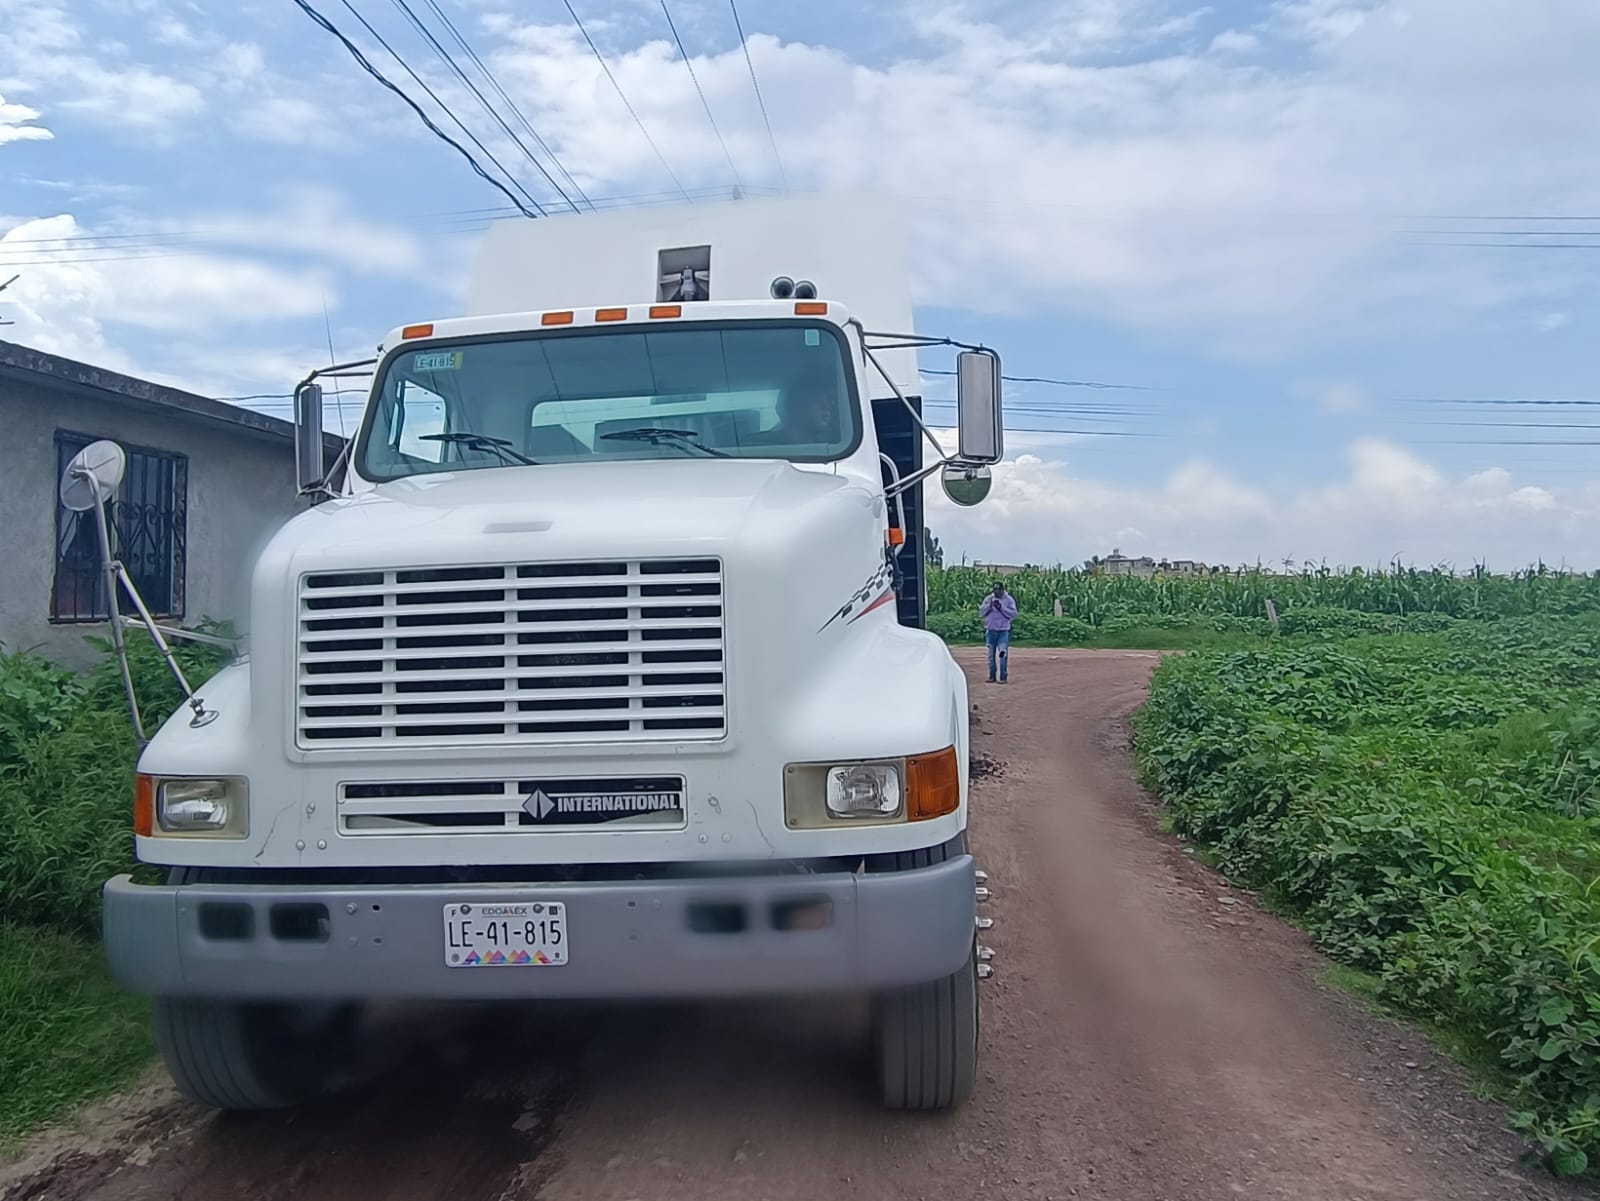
[101,194,1003,1112]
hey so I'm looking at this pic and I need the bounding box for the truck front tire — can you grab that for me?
[153,998,355,1110]
[872,937,980,1110]
[155,868,356,1110]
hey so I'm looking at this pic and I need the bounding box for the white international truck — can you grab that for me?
[100,193,1004,1111]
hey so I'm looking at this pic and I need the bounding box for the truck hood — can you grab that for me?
[277,459,854,567]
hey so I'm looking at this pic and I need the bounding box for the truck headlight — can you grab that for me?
[784,748,961,830]
[825,764,902,818]
[153,777,249,838]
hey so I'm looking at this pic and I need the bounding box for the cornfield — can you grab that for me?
[929,564,1600,624]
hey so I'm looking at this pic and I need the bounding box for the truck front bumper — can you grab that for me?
[102,856,976,1001]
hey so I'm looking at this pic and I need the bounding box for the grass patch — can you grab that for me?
[0,923,152,1149]
[1319,964,1513,1100]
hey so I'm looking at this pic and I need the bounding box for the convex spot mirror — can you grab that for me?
[941,463,992,507]
[955,349,1002,464]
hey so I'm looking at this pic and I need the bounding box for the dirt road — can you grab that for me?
[3,650,1579,1201]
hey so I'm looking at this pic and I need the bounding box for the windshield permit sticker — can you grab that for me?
[414,351,463,372]
[804,329,820,346]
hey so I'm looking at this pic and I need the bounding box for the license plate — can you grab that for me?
[442,901,567,968]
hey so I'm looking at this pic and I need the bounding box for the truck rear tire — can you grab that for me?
[872,937,980,1110]
[153,998,354,1111]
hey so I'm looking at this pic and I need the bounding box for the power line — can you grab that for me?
[921,368,1157,391]
[388,0,582,214]
[728,0,787,191]
[335,0,546,215]
[422,0,595,211]
[1394,397,1600,406]
[563,0,691,202]
[289,0,543,219]
[661,1,743,190]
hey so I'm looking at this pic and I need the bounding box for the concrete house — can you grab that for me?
[0,340,336,666]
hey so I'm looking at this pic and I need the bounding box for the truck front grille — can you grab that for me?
[296,559,725,747]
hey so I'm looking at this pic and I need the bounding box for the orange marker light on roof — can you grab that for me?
[649,305,682,319]
[794,302,828,316]
[401,323,434,339]
[596,307,628,322]
[541,311,574,326]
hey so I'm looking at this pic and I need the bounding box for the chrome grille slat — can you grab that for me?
[296,559,726,747]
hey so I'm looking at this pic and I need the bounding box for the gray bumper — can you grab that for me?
[103,857,976,1001]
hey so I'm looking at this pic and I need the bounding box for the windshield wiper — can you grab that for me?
[420,432,537,466]
[598,427,730,458]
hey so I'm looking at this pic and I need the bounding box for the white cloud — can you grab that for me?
[465,0,1600,348]
[1298,380,1370,414]
[0,92,52,144]
[0,0,203,136]
[927,437,1600,568]
[1536,311,1570,333]
[1208,30,1261,56]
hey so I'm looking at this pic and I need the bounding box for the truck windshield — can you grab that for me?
[358,321,860,479]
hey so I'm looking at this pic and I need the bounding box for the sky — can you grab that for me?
[2,0,1599,570]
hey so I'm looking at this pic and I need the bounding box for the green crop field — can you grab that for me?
[929,562,1600,628]
[1133,617,1600,1174]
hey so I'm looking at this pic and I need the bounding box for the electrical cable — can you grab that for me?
[563,0,691,201]
[388,0,582,213]
[728,0,786,190]
[288,0,543,218]
[921,368,1157,391]
[336,0,546,215]
[660,1,743,190]
[423,0,595,210]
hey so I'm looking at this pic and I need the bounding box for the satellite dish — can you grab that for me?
[60,440,126,512]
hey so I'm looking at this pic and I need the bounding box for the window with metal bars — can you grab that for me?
[50,430,188,623]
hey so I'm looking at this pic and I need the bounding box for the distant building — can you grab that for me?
[1086,550,1208,578]
[0,340,340,666]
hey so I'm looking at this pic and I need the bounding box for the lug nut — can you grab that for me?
[975,870,989,884]
[975,916,993,930]
[977,963,994,980]
[977,945,995,962]
[974,887,991,902]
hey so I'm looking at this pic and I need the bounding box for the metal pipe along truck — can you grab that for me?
[99,193,1004,1111]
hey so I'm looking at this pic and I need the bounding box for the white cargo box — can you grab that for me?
[466,192,919,395]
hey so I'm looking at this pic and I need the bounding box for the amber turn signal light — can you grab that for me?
[906,747,960,821]
[401,323,434,339]
[135,774,155,837]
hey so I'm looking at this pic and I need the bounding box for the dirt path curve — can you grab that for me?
[3,649,1580,1201]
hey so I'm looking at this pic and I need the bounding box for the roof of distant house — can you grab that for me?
[0,339,343,449]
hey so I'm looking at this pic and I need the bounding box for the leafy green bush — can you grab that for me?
[1134,619,1600,1174]
[927,611,1095,645]
[0,632,229,936]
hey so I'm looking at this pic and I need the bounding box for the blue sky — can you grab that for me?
[3,0,1599,567]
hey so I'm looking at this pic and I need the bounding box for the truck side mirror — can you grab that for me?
[956,350,1002,464]
[295,382,324,493]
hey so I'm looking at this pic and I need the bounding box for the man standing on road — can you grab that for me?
[980,581,1018,684]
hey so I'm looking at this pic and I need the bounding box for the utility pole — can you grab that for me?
[0,274,17,326]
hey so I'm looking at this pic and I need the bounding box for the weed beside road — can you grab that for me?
[1133,617,1600,1175]
[0,633,226,1147]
